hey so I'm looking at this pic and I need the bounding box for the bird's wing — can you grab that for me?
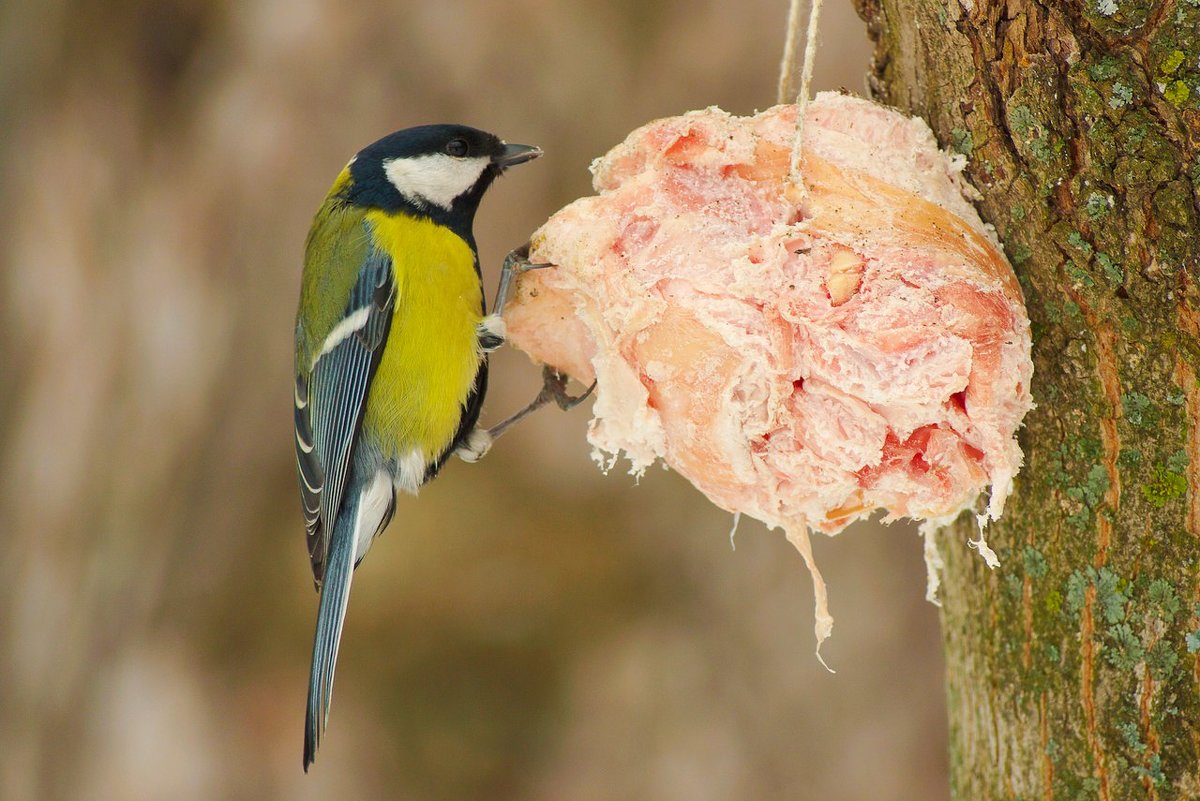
[295,232,395,584]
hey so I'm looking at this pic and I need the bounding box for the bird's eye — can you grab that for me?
[445,138,469,157]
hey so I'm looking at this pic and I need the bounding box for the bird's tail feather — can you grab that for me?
[303,505,357,771]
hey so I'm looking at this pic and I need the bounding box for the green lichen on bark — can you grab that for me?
[852,0,1200,798]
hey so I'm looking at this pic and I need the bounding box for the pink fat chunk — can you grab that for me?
[505,91,1033,551]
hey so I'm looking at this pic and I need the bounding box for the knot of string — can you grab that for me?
[776,0,824,184]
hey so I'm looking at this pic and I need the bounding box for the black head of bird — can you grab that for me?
[342,124,541,231]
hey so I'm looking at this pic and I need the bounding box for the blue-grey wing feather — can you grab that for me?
[295,375,321,537]
[295,238,395,583]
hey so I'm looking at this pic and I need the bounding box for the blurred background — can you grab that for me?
[0,1,950,798]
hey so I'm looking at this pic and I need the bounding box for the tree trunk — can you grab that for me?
[851,0,1200,797]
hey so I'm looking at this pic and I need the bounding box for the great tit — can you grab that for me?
[294,124,541,769]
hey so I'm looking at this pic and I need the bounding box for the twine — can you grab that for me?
[776,0,825,183]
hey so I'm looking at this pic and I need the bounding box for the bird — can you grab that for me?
[293,124,543,770]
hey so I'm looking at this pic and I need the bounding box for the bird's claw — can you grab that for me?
[494,241,556,318]
[539,366,596,411]
[483,367,596,444]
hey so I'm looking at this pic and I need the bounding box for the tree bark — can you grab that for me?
[851,0,1200,797]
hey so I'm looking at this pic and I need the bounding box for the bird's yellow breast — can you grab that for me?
[361,210,484,461]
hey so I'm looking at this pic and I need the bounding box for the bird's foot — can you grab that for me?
[484,366,596,444]
[540,366,596,410]
[477,315,506,353]
[493,242,553,319]
[454,427,493,463]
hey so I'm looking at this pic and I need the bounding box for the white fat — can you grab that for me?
[968,518,1001,569]
[784,523,835,673]
[313,307,370,367]
[383,154,489,211]
[394,448,427,495]
[354,469,394,563]
[918,518,950,606]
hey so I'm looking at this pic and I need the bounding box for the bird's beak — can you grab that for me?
[494,143,542,168]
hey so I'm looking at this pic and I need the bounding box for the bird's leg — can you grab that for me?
[494,242,552,318]
[458,247,593,465]
[486,366,597,442]
[454,368,595,463]
[476,242,552,353]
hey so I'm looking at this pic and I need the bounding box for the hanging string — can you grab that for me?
[776,0,805,104]
[777,0,825,183]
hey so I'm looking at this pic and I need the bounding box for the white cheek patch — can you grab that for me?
[383,154,489,211]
